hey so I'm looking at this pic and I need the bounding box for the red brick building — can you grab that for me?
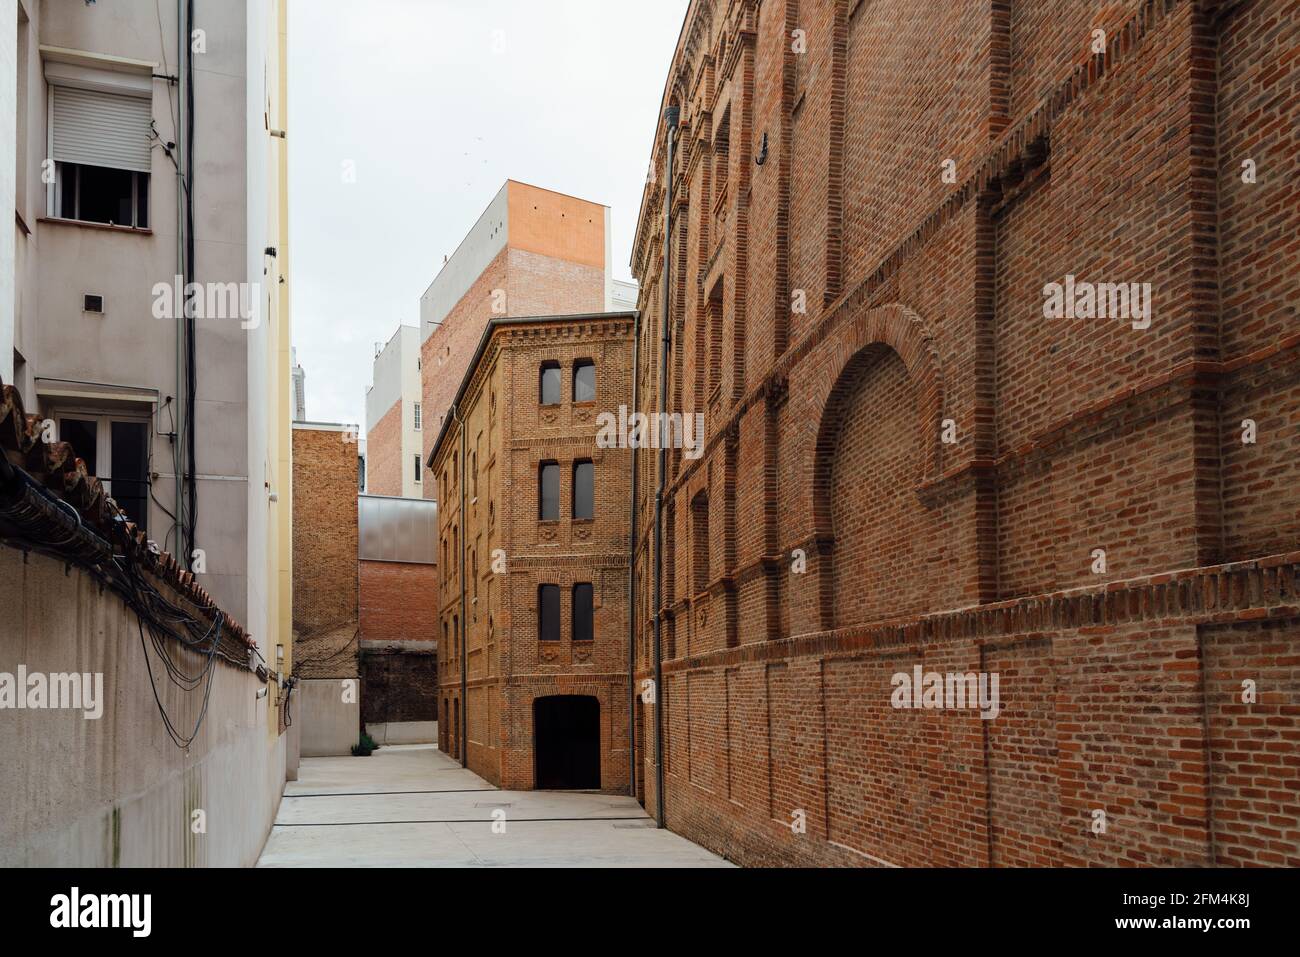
[628,0,1299,866]
[430,312,636,791]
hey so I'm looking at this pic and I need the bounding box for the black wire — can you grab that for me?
[1,451,258,749]
[182,0,198,570]
[282,680,294,727]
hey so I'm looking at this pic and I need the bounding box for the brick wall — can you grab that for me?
[361,648,438,725]
[359,559,439,644]
[628,0,1300,866]
[507,249,604,322]
[365,400,403,497]
[292,425,359,679]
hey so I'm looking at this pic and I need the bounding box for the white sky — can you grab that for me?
[287,0,689,429]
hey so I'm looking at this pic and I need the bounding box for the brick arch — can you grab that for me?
[809,303,944,541]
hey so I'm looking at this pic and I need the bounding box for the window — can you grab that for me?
[59,415,149,534]
[539,361,561,406]
[57,163,148,228]
[413,402,422,431]
[573,360,596,403]
[573,583,594,642]
[538,584,561,642]
[539,461,559,521]
[48,82,153,228]
[414,453,422,484]
[573,460,594,521]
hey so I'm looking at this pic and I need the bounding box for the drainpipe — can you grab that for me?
[451,403,468,768]
[627,311,640,799]
[652,105,680,828]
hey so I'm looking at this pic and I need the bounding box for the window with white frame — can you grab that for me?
[413,402,422,431]
[45,60,153,228]
[57,413,150,533]
[414,453,423,484]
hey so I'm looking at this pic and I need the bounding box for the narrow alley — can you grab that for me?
[257,744,732,868]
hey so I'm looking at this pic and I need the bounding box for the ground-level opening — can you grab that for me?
[533,695,600,790]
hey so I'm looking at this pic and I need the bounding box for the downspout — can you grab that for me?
[172,0,185,561]
[453,403,468,768]
[627,310,640,799]
[652,105,680,828]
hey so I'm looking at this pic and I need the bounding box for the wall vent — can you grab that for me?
[83,294,104,314]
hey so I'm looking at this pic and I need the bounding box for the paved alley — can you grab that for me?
[257,744,733,868]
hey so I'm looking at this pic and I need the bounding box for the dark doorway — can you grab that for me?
[533,695,601,790]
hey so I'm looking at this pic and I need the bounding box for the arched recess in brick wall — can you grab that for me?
[809,304,945,628]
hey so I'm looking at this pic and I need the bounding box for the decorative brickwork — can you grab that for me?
[432,313,636,791]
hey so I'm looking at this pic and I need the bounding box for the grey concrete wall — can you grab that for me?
[0,548,287,867]
[299,678,361,757]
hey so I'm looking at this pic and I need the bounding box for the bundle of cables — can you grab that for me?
[0,455,257,749]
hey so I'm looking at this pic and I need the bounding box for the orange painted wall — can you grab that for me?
[506,181,605,270]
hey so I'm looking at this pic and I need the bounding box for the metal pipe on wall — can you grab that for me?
[627,310,640,799]
[652,104,680,829]
[455,404,468,768]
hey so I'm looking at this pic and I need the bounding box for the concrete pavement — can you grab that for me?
[257,744,733,867]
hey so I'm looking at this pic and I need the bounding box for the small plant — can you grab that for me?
[351,731,380,757]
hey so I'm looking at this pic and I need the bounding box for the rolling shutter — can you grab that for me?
[51,86,152,173]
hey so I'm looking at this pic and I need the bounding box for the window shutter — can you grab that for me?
[51,86,152,173]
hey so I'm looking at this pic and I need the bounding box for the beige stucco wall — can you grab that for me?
[11,0,271,631]
[298,679,361,757]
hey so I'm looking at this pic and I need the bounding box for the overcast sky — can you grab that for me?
[287,0,688,429]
